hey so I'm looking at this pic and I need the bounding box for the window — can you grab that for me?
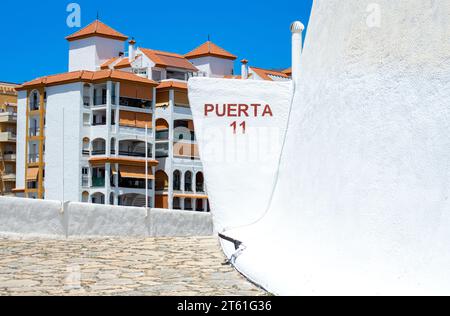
[82,167,89,175]
[152,70,162,81]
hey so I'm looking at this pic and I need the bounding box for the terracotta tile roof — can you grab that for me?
[66,20,128,42]
[185,41,237,60]
[100,57,120,69]
[17,70,157,90]
[249,67,290,81]
[156,81,188,90]
[140,48,198,72]
[223,75,242,79]
[114,58,132,69]
[282,67,292,76]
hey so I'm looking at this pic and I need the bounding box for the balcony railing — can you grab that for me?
[93,96,107,106]
[81,176,89,188]
[0,132,16,141]
[196,185,205,193]
[29,127,40,137]
[156,130,169,141]
[118,150,152,158]
[28,153,39,163]
[82,150,90,156]
[91,177,105,187]
[119,97,152,109]
[29,103,39,111]
[83,96,90,107]
[3,153,16,161]
[92,121,107,126]
[91,150,106,156]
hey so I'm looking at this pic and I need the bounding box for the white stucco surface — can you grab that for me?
[69,37,125,72]
[188,0,450,295]
[148,208,213,237]
[45,83,82,202]
[67,203,148,237]
[188,78,293,232]
[0,197,213,238]
[189,56,234,77]
[0,197,64,236]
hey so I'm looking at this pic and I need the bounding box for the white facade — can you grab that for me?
[69,37,125,72]
[189,56,234,78]
[44,83,82,201]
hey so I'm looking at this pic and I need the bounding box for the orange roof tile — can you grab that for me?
[185,41,237,60]
[249,67,290,81]
[100,57,120,69]
[114,58,132,69]
[140,48,198,72]
[282,67,292,76]
[17,70,157,91]
[66,20,128,42]
[156,81,188,90]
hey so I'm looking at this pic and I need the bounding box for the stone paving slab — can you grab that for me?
[0,236,265,296]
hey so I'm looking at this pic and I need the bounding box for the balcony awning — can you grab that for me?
[173,193,208,200]
[26,168,39,181]
[119,165,154,180]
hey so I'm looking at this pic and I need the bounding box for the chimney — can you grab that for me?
[128,38,136,61]
[290,21,304,84]
[241,59,249,80]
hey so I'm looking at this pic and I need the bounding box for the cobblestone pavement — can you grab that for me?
[0,236,265,296]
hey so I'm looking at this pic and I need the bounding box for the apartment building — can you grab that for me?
[0,82,18,196]
[14,20,250,211]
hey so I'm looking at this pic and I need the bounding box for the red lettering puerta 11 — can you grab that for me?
[204,104,274,135]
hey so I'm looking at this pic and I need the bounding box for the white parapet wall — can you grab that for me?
[0,197,213,238]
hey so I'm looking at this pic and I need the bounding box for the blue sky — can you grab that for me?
[1,0,313,84]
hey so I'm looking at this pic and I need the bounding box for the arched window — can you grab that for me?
[30,90,40,111]
[91,138,106,155]
[155,170,169,191]
[81,191,89,203]
[196,172,204,192]
[91,192,105,204]
[155,119,169,141]
[184,171,192,192]
[173,170,181,191]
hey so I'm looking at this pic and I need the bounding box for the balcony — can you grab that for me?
[81,176,89,188]
[91,177,105,188]
[3,153,16,161]
[83,96,90,107]
[119,150,152,158]
[196,185,205,193]
[156,130,169,141]
[2,173,16,181]
[93,96,107,107]
[91,149,106,156]
[0,132,16,142]
[28,153,40,163]
[29,127,40,137]
[119,97,152,110]
[0,112,17,123]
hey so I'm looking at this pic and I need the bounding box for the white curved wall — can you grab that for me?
[188,0,450,295]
